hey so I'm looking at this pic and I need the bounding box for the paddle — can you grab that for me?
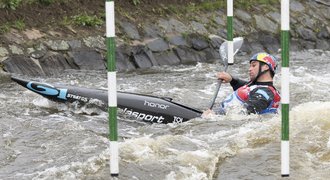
[209,37,244,109]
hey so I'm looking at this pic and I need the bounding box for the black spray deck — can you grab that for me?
[11,77,202,124]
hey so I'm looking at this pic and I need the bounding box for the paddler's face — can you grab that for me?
[249,61,259,81]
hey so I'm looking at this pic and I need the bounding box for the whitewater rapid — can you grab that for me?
[1,50,330,179]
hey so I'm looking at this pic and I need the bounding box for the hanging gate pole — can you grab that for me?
[106,0,119,177]
[227,0,234,65]
[226,0,290,176]
[281,0,290,177]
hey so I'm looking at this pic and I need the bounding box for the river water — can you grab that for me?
[1,50,330,180]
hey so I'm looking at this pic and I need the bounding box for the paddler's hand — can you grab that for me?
[202,109,215,118]
[216,72,232,83]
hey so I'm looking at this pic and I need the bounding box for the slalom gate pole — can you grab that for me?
[226,0,290,176]
[106,0,119,176]
[227,0,234,65]
[281,0,290,177]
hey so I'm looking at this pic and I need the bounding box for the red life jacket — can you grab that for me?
[221,84,281,114]
[237,84,281,113]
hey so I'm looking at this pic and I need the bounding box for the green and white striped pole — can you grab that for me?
[227,0,234,65]
[281,0,290,177]
[106,0,119,176]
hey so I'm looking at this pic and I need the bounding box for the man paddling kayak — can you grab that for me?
[204,52,281,116]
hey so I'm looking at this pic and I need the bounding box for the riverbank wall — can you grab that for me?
[0,0,329,77]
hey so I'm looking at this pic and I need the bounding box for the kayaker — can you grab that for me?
[203,52,281,116]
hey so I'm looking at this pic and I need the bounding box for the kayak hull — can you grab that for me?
[11,77,202,124]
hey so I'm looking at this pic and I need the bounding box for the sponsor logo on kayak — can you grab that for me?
[144,100,169,109]
[173,116,183,124]
[27,82,67,100]
[67,93,88,102]
[123,108,165,123]
[27,82,89,103]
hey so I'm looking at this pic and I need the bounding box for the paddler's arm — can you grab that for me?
[230,77,248,91]
[244,87,274,114]
[216,72,248,91]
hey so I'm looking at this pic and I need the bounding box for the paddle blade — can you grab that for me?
[209,37,244,110]
[219,37,244,64]
[233,37,244,54]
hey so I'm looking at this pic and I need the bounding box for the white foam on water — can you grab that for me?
[291,101,330,124]
[120,116,281,178]
[172,65,197,72]
[17,147,110,180]
[119,134,218,178]
[0,93,6,99]
[32,97,51,108]
[284,101,330,176]
[176,149,218,179]
[165,166,208,180]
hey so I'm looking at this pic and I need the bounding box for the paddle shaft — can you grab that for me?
[207,37,243,110]
[209,65,229,109]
